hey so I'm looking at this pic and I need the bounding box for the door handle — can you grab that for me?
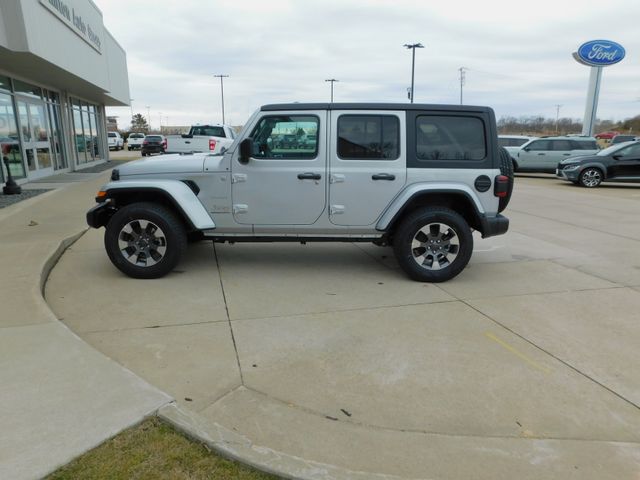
[185,141,191,144]
[537,153,545,155]
[372,173,396,181]
[562,153,571,156]
[298,172,321,180]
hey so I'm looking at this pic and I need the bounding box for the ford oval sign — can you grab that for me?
[576,40,625,67]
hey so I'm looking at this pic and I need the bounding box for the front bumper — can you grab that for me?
[480,213,509,238]
[556,167,580,181]
[86,201,116,228]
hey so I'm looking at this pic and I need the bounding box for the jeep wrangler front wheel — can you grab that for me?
[393,208,473,282]
[104,202,187,279]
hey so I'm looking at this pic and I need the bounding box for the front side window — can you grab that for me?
[337,115,399,160]
[618,143,640,157]
[249,115,318,159]
[527,140,550,151]
[416,116,486,161]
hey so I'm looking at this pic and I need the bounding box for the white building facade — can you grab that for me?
[0,0,129,182]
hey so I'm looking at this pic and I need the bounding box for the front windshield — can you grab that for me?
[598,142,634,156]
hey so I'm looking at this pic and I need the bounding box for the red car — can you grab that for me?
[595,131,620,140]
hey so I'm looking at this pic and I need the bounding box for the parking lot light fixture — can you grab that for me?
[325,79,339,103]
[404,43,424,103]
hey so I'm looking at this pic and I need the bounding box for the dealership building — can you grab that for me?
[0,0,129,183]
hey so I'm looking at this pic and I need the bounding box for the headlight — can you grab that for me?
[563,164,580,171]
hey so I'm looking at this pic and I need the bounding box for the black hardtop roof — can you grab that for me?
[260,102,492,113]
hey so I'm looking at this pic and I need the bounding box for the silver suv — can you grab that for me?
[514,136,599,173]
[87,103,512,282]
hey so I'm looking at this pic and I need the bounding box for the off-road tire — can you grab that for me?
[104,202,187,279]
[393,207,473,282]
[498,147,514,212]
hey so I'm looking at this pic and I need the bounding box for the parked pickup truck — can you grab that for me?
[165,124,235,154]
[87,102,513,282]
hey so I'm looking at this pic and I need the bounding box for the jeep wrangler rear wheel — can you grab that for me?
[104,202,187,279]
[393,208,473,282]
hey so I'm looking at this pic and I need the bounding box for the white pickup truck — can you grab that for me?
[165,124,235,154]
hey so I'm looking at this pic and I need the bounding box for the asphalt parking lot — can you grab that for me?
[46,175,640,479]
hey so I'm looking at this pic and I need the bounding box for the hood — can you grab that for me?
[117,153,208,176]
[559,154,600,165]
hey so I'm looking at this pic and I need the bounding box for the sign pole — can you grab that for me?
[581,66,603,137]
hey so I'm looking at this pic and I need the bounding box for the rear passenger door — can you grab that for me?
[328,111,406,226]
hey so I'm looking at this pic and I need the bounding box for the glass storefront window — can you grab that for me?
[0,91,26,180]
[13,80,42,99]
[73,106,88,164]
[0,76,11,93]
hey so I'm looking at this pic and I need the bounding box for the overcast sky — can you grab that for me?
[94,0,640,130]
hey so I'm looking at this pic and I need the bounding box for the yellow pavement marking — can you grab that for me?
[484,332,553,375]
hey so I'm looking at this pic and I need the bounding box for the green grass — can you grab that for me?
[46,417,279,480]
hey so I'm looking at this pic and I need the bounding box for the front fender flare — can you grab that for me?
[99,179,215,230]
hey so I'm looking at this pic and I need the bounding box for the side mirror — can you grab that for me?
[239,138,252,164]
[612,154,622,160]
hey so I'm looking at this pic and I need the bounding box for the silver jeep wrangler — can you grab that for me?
[87,103,512,282]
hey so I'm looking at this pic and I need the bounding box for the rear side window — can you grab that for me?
[337,115,399,160]
[415,116,486,161]
[572,140,598,150]
[551,140,572,151]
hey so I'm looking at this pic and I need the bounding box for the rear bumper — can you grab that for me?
[480,213,509,238]
[86,202,116,228]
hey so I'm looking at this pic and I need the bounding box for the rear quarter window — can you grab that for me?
[415,116,486,162]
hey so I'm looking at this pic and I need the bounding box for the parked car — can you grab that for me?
[127,132,145,150]
[498,135,536,160]
[87,102,513,282]
[610,134,636,145]
[594,131,620,140]
[141,135,167,156]
[165,124,234,154]
[513,136,599,173]
[107,132,124,151]
[557,140,640,187]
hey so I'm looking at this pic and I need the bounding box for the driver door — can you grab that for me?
[231,111,327,226]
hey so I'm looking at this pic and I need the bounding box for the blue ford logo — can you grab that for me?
[576,40,625,66]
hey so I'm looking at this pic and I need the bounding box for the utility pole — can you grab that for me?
[213,74,229,124]
[159,112,162,131]
[404,43,424,103]
[459,67,467,105]
[325,79,339,102]
[555,104,562,133]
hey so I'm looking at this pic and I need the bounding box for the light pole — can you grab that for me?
[404,43,424,103]
[159,112,163,131]
[325,79,339,102]
[458,67,467,105]
[213,74,229,124]
[145,105,150,130]
[129,98,134,119]
[555,104,562,133]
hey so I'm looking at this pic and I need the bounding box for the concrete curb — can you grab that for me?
[158,403,418,480]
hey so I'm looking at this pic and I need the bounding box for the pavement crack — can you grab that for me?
[460,298,640,413]
[213,242,245,385]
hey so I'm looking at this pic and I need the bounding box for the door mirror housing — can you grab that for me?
[239,138,252,164]
[612,154,622,160]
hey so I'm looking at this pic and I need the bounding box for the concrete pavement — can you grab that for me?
[45,175,640,478]
[0,170,171,480]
